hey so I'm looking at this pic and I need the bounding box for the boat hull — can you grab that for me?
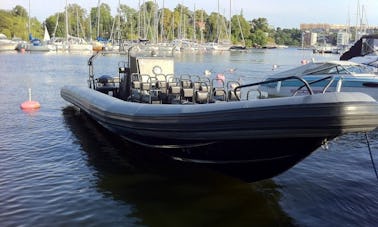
[61,85,378,181]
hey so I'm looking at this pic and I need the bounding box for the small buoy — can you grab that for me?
[272,64,278,70]
[301,59,309,65]
[216,73,225,82]
[20,88,40,110]
[229,68,236,73]
[204,69,212,76]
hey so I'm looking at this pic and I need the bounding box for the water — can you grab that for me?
[1,49,378,226]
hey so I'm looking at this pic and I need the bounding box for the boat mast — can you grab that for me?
[97,0,101,38]
[28,0,31,36]
[160,0,165,42]
[237,10,245,46]
[200,9,203,44]
[193,4,196,41]
[216,0,220,42]
[229,0,231,40]
[65,0,69,42]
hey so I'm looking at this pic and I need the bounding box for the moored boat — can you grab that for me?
[61,45,378,182]
[259,60,378,100]
[340,34,378,72]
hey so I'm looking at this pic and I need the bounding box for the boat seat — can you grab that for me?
[195,90,209,104]
[155,74,168,93]
[227,81,241,101]
[180,79,194,102]
[228,90,241,101]
[212,88,227,101]
[168,84,181,104]
[211,78,226,101]
[132,81,141,89]
[130,73,142,102]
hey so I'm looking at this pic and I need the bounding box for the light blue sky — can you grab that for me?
[1,0,377,28]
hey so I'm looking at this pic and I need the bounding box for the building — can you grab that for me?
[337,31,350,46]
[302,31,317,47]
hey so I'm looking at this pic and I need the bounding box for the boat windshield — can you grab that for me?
[308,64,370,75]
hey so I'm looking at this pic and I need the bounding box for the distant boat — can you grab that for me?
[312,44,339,54]
[0,33,17,51]
[25,0,51,52]
[26,36,51,52]
[205,40,232,51]
[340,34,378,71]
[259,60,378,100]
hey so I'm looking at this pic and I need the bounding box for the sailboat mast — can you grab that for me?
[217,0,220,42]
[97,0,101,38]
[161,0,165,42]
[65,0,69,42]
[229,0,231,40]
[193,4,196,41]
[28,0,31,35]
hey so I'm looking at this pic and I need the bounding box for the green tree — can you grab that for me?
[249,30,268,47]
[274,28,301,46]
[12,5,28,18]
[90,3,113,40]
[159,8,173,41]
[230,14,251,45]
[205,12,219,42]
[119,4,138,40]
[251,17,270,32]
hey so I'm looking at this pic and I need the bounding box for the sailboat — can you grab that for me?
[49,0,92,53]
[25,0,51,52]
[205,0,232,51]
[26,26,52,52]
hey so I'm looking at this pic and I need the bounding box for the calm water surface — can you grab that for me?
[1,49,378,226]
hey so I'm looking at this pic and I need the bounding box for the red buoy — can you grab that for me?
[20,88,40,110]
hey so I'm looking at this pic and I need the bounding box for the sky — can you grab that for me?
[1,0,378,28]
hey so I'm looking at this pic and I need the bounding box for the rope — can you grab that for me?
[365,133,378,181]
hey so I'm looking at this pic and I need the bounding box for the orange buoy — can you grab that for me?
[20,88,40,110]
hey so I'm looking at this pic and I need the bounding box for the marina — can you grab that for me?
[1,48,378,226]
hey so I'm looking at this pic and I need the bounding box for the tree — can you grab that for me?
[119,4,138,40]
[159,8,173,41]
[205,12,219,42]
[12,5,28,18]
[249,30,268,47]
[274,28,301,46]
[90,3,113,40]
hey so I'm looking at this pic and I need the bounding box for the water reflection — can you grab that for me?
[62,106,295,226]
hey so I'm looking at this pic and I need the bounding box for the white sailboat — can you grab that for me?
[26,0,51,52]
[0,34,18,51]
[50,0,92,53]
[205,0,232,51]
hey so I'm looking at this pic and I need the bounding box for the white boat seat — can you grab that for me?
[195,90,209,104]
[228,90,241,101]
[212,88,227,101]
[132,81,141,89]
[181,87,194,99]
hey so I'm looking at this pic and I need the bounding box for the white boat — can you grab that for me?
[205,41,232,51]
[0,34,17,51]
[340,34,378,72]
[259,60,378,100]
[60,45,378,182]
